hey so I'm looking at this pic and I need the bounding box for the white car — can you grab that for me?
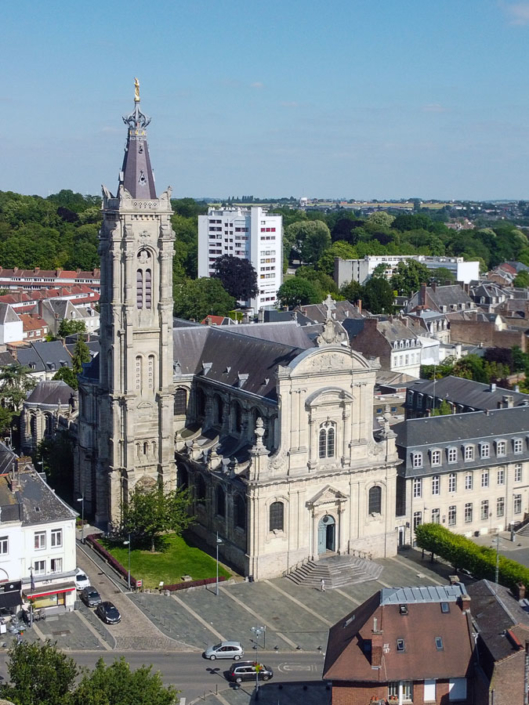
[75,569,90,591]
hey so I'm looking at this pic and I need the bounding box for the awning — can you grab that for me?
[0,590,21,608]
[22,581,76,600]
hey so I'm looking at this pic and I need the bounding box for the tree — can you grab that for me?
[0,640,78,705]
[362,277,394,314]
[53,366,79,390]
[58,319,86,338]
[0,363,36,411]
[390,260,430,296]
[173,278,235,321]
[366,211,395,229]
[300,222,331,265]
[431,399,452,416]
[340,280,363,304]
[317,240,357,276]
[72,337,91,375]
[276,278,321,308]
[73,657,177,705]
[429,267,456,284]
[514,270,529,288]
[36,431,75,504]
[122,486,195,552]
[212,255,258,302]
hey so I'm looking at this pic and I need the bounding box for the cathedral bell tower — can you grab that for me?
[91,80,176,526]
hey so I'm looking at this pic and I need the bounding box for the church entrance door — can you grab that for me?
[318,515,336,554]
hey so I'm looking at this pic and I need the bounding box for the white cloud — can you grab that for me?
[422,103,448,113]
[501,1,529,25]
[250,82,264,89]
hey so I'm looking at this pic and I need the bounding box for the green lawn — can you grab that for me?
[102,534,230,588]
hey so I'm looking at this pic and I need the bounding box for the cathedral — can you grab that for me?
[75,85,400,580]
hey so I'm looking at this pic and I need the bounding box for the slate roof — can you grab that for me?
[297,300,362,324]
[173,326,302,401]
[395,406,529,448]
[376,318,419,343]
[0,304,20,325]
[25,380,75,406]
[227,321,316,350]
[17,470,77,526]
[408,284,474,312]
[120,103,156,199]
[405,375,529,410]
[324,585,473,683]
[16,341,72,373]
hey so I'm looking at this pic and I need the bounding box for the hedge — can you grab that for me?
[415,523,529,592]
[85,534,226,592]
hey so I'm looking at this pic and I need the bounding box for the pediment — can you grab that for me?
[137,401,153,409]
[307,484,348,508]
[305,387,354,408]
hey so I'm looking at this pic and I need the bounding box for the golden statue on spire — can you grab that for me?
[134,77,140,103]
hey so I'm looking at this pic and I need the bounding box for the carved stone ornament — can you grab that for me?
[307,351,351,372]
[139,230,150,240]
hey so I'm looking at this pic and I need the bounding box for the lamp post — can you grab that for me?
[216,532,222,597]
[251,625,266,649]
[76,497,85,544]
[123,534,131,590]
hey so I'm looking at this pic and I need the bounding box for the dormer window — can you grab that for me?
[431,449,441,467]
[464,445,474,462]
[412,452,423,469]
[447,447,457,464]
[514,438,523,454]
[496,440,507,457]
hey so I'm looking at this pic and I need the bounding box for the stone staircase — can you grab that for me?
[286,554,383,589]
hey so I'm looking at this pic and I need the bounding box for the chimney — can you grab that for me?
[490,382,497,393]
[357,299,362,314]
[503,395,514,409]
[419,283,427,307]
[460,593,471,613]
[38,299,43,317]
[371,615,384,667]
[431,281,437,293]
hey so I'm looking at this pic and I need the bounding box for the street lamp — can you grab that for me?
[76,497,85,544]
[122,534,131,590]
[216,532,222,597]
[251,625,266,650]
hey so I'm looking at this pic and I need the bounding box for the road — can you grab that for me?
[0,650,325,703]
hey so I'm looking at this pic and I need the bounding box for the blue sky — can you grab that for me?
[4,0,529,199]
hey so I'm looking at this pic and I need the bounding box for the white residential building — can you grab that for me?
[0,304,23,344]
[335,255,480,287]
[198,207,283,312]
[0,451,77,615]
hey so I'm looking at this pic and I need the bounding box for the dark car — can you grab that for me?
[95,601,121,624]
[81,587,102,608]
[227,662,273,684]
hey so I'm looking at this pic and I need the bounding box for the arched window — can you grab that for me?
[216,485,226,517]
[319,422,336,459]
[45,414,53,437]
[136,269,144,309]
[174,388,187,416]
[135,356,142,391]
[234,494,246,530]
[145,269,152,309]
[368,486,382,514]
[196,475,206,504]
[148,355,155,390]
[269,501,284,531]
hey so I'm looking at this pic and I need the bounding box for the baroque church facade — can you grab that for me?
[75,86,400,579]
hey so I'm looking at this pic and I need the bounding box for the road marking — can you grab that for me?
[376,579,393,588]
[212,693,231,705]
[334,588,361,605]
[387,556,444,586]
[265,581,332,626]
[75,610,112,651]
[219,587,299,649]
[171,594,225,642]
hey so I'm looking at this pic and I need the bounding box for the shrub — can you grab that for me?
[415,523,529,591]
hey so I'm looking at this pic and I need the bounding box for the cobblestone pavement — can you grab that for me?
[131,550,470,654]
[76,544,193,651]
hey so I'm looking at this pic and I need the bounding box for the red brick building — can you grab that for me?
[324,585,474,704]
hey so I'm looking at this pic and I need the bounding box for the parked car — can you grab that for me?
[81,587,102,607]
[75,569,90,591]
[204,641,244,660]
[226,662,273,683]
[95,601,121,624]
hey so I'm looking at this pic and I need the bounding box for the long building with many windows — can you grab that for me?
[198,206,282,311]
[393,406,529,545]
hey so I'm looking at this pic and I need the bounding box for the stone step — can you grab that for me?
[286,555,383,589]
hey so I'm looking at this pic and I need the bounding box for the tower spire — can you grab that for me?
[119,78,156,199]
